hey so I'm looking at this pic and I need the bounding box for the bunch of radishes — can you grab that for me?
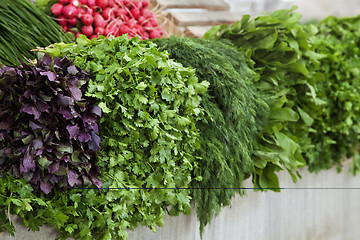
[51,0,164,39]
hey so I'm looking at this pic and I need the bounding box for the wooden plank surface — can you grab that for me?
[184,26,216,38]
[167,11,241,26]
[151,0,230,11]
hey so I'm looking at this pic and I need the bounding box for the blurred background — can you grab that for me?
[225,0,360,20]
[154,0,360,38]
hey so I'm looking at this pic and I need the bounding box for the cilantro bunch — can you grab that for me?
[41,35,208,239]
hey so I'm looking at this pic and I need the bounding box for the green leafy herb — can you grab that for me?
[152,36,269,234]
[0,0,71,66]
[305,15,360,172]
[204,7,320,189]
[39,34,208,239]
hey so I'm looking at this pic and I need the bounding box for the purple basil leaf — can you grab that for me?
[78,131,91,142]
[67,65,79,75]
[88,131,101,151]
[57,93,74,106]
[83,114,96,127]
[36,98,50,113]
[90,105,102,117]
[12,166,21,178]
[48,162,60,173]
[42,54,53,68]
[69,85,82,101]
[0,116,13,130]
[90,176,102,189]
[54,56,63,69]
[36,148,44,156]
[59,106,73,119]
[20,104,41,119]
[21,153,36,173]
[23,90,33,99]
[40,71,57,82]
[49,174,59,185]
[40,180,53,194]
[88,123,99,133]
[32,139,43,150]
[66,124,80,139]
[67,169,79,187]
[29,170,40,185]
[49,84,58,93]
[29,121,42,131]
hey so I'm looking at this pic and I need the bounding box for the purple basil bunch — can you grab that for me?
[0,54,102,194]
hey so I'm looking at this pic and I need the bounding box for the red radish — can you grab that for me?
[137,16,145,24]
[77,8,86,17]
[95,0,109,9]
[122,0,132,8]
[149,18,157,27]
[127,19,136,28]
[143,21,152,28]
[130,7,140,19]
[68,17,77,26]
[51,3,63,16]
[140,8,151,18]
[95,26,104,35]
[82,25,94,36]
[58,0,69,4]
[85,7,94,16]
[102,7,115,21]
[81,14,94,25]
[70,0,80,7]
[104,20,117,36]
[63,4,78,18]
[61,25,69,32]
[142,31,149,39]
[86,0,96,7]
[119,24,130,35]
[135,24,144,34]
[108,0,115,8]
[93,14,107,28]
[79,0,87,4]
[149,29,161,39]
[90,35,98,39]
[141,0,149,8]
[57,16,68,26]
[75,32,82,38]
[114,8,127,17]
[93,11,101,17]
[121,14,129,22]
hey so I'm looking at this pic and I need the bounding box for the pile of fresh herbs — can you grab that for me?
[3,5,360,240]
[0,54,102,194]
[35,35,208,239]
[152,36,269,233]
[308,15,360,173]
[203,7,324,189]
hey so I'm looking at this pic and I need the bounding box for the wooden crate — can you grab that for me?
[150,0,242,38]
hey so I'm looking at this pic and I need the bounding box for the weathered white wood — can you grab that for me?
[151,0,230,11]
[126,164,360,240]
[167,11,242,26]
[2,163,358,240]
[184,26,217,38]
